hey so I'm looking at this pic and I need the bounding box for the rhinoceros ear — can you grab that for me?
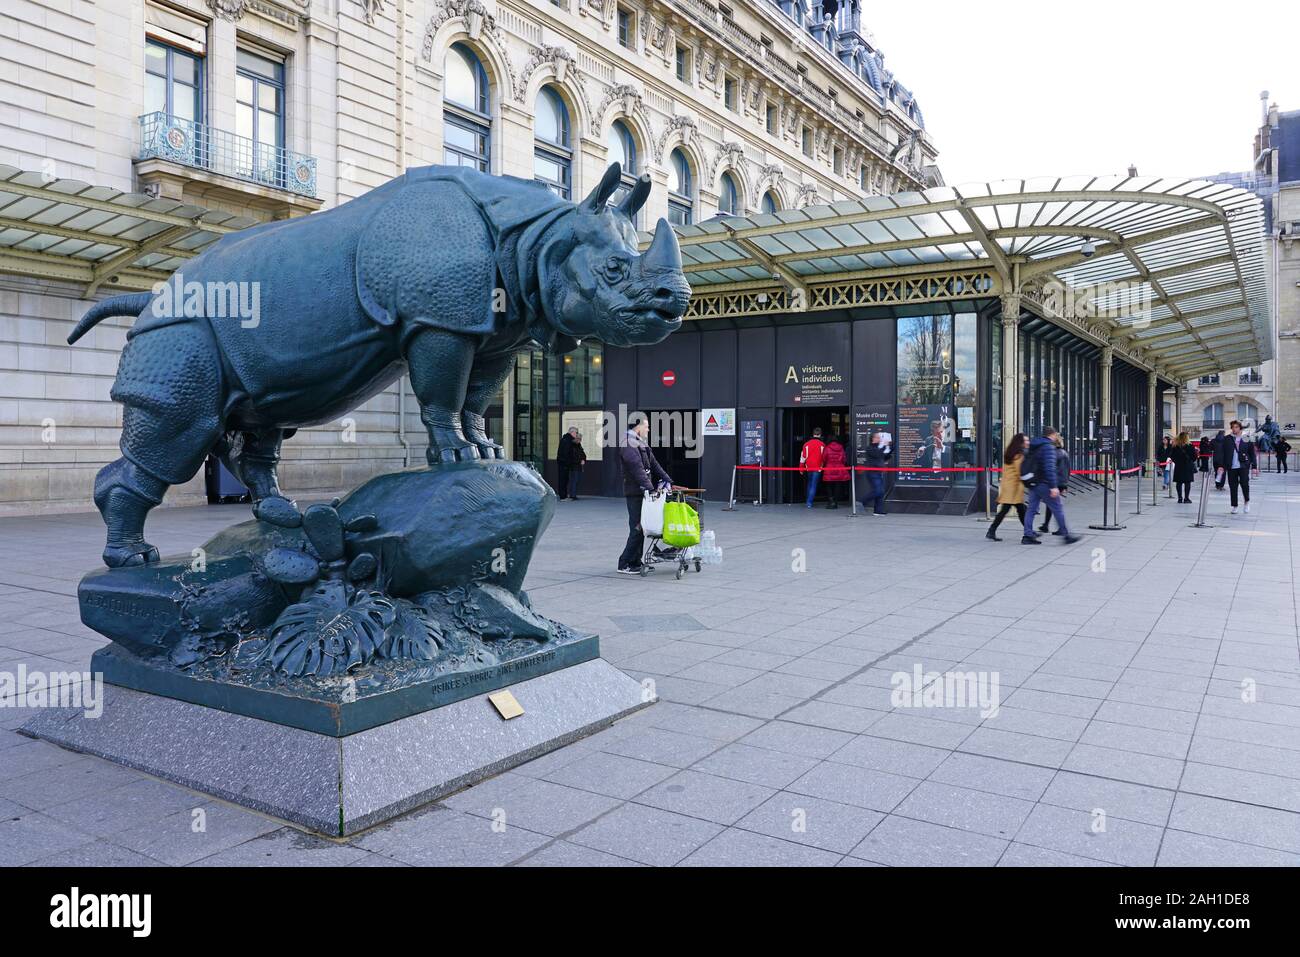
[616,173,652,220]
[579,162,623,215]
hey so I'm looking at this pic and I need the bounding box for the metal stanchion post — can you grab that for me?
[1150,460,1159,507]
[756,466,763,507]
[1090,459,1126,530]
[979,465,993,522]
[1133,466,1141,515]
[724,465,738,511]
[1191,466,1213,528]
[849,466,860,517]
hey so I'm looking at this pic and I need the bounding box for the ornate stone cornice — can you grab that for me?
[656,114,698,159]
[206,0,248,20]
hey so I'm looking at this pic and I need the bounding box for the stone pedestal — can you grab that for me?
[22,659,652,836]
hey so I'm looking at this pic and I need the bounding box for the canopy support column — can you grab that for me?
[1000,292,1021,441]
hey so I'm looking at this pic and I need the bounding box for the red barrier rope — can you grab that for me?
[735,464,1147,476]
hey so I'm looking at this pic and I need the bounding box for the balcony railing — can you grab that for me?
[138,112,318,199]
[1239,372,1263,385]
[1202,419,1225,431]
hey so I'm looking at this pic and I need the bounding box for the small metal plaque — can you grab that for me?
[488,690,524,720]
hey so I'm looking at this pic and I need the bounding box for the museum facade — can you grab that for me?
[1,0,937,509]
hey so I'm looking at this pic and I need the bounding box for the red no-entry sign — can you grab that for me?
[662,370,676,387]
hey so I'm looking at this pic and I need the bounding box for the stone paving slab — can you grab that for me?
[2,472,1299,865]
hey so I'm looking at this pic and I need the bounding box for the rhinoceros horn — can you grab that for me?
[616,173,652,219]
[644,218,683,273]
[580,162,624,214]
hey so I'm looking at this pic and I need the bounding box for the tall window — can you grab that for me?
[765,103,778,135]
[443,44,491,170]
[718,172,740,216]
[667,149,693,226]
[606,120,639,223]
[145,38,202,122]
[675,45,690,82]
[801,126,813,157]
[533,86,571,198]
[761,191,779,215]
[1238,402,1258,423]
[617,7,633,48]
[859,165,869,191]
[723,76,737,111]
[236,49,284,184]
[1203,402,1224,428]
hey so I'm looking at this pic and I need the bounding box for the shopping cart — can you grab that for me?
[640,487,705,579]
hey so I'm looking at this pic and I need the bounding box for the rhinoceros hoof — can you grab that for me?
[254,495,303,528]
[477,443,505,460]
[102,542,160,568]
[434,445,480,464]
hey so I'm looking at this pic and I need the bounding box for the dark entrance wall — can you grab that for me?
[600,315,902,502]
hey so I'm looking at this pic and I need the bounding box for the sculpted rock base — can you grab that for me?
[73,461,601,735]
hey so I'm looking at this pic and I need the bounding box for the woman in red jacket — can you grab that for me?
[822,435,851,509]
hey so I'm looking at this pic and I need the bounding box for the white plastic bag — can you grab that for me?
[641,490,666,537]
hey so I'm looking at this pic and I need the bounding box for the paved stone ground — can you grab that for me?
[2,472,1299,867]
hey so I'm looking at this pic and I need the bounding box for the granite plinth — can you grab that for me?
[21,658,653,836]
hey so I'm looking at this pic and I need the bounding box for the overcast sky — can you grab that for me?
[862,0,1300,187]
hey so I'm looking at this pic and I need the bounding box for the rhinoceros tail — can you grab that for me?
[67,293,154,344]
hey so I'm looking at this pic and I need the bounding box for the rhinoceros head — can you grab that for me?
[541,163,690,347]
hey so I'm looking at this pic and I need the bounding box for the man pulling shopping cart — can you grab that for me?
[616,416,675,575]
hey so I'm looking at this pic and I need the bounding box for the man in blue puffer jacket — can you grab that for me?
[1022,427,1081,545]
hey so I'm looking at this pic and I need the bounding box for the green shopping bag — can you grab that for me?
[662,500,701,548]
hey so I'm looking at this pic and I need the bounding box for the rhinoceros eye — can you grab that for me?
[603,256,629,283]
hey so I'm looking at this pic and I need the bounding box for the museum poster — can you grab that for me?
[740,419,767,465]
[854,405,893,468]
[897,403,956,483]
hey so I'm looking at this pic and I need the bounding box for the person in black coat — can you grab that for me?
[1170,432,1197,502]
[1217,420,1259,514]
[616,417,672,573]
[1275,437,1291,474]
[556,428,576,500]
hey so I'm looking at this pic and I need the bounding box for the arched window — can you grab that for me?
[761,190,779,215]
[443,44,490,171]
[606,120,640,223]
[668,149,693,226]
[719,172,740,216]
[533,86,571,198]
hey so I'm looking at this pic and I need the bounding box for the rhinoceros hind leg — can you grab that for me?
[406,328,481,464]
[93,456,167,567]
[462,351,515,460]
[216,428,297,519]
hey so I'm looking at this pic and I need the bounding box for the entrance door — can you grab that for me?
[782,407,850,503]
[642,410,701,489]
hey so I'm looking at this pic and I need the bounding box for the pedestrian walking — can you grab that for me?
[861,430,892,515]
[1205,434,1223,489]
[1158,436,1173,490]
[1036,433,1071,535]
[1217,419,1259,515]
[986,433,1027,541]
[1274,436,1290,474]
[555,427,576,500]
[800,427,826,508]
[1170,432,1196,503]
[822,435,850,509]
[616,417,673,574]
[565,429,587,500]
[1021,427,1080,545]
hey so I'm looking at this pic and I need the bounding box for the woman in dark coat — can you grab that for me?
[1171,432,1197,503]
[822,436,851,509]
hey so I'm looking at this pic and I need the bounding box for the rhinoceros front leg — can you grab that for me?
[462,351,515,460]
[406,327,480,464]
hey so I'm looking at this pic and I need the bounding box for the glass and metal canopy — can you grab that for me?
[663,175,1270,381]
[0,164,259,298]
